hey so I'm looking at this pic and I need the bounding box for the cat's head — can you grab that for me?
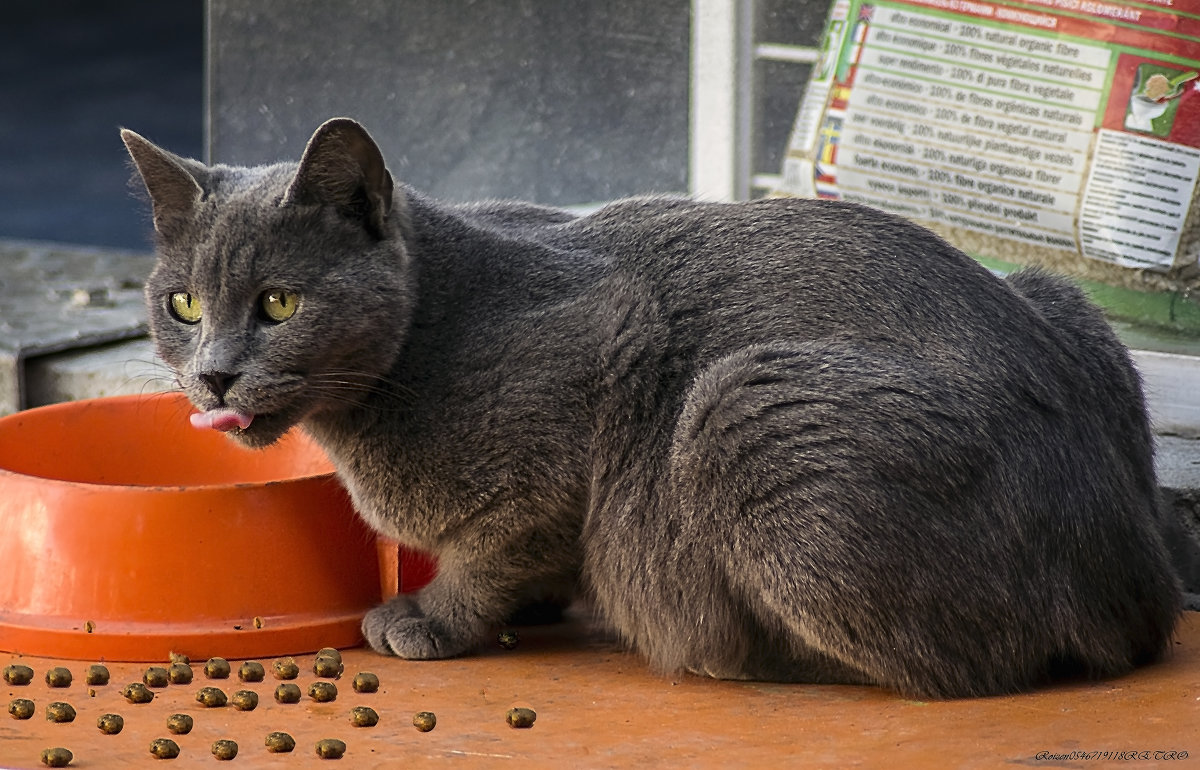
[123,118,412,448]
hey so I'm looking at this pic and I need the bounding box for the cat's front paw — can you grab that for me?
[361,597,472,660]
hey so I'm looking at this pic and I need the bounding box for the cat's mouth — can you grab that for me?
[187,405,296,448]
[190,407,255,432]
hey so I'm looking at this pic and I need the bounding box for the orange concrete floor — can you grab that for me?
[3,612,1198,769]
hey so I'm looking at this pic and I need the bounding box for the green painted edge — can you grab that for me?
[972,254,1200,336]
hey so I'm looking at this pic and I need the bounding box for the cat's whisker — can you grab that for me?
[304,383,411,414]
[110,356,184,400]
[306,371,417,404]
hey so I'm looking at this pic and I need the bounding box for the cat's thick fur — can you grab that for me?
[123,118,1181,698]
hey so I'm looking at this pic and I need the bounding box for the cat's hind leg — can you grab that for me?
[666,341,1056,697]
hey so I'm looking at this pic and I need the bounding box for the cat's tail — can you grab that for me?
[1005,268,1155,491]
[1004,267,1183,664]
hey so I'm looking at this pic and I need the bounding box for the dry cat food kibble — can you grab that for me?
[264,731,296,753]
[196,687,227,708]
[143,667,170,688]
[237,661,265,682]
[313,655,343,679]
[412,711,437,732]
[149,737,181,759]
[45,702,76,723]
[122,683,155,704]
[4,664,34,685]
[167,663,192,685]
[272,658,299,680]
[352,672,379,693]
[497,630,519,650]
[40,747,73,767]
[204,657,231,679]
[308,681,338,702]
[45,667,72,687]
[506,707,537,728]
[169,652,190,665]
[211,739,239,760]
[96,713,124,734]
[165,713,193,735]
[349,706,379,727]
[274,683,302,704]
[230,690,259,711]
[9,698,35,719]
[85,665,110,686]
[314,739,347,759]
[317,647,342,664]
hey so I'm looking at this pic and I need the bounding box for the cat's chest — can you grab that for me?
[307,405,507,547]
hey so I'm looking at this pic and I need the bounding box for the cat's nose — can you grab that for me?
[199,370,240,398]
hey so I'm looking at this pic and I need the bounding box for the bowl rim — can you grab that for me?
[0,393,337,492]
[0,462,339,492]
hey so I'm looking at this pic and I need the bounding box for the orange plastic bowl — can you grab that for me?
[0,393,434,661]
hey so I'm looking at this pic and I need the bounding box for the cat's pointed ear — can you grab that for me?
[282,118,394,238]
[120,129,206,236]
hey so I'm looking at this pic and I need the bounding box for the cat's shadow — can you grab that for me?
[483,602,624,659]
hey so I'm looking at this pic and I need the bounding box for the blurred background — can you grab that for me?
[0,0,825,414]
[1,1,1196,430]
[0,0,203,250]
[0,0,821,250]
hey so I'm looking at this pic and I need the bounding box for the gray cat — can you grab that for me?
[122,118,1180,698]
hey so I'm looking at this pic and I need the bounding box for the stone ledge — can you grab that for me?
[0,239,154,414]
[23,338,166,409]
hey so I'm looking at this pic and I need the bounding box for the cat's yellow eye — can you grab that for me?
[260,289,299,322]
[168,292,202,324]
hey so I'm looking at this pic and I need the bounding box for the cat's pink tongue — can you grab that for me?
[190,408,254,432]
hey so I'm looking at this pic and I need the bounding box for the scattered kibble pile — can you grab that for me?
[121,683,154,704]
[352,672,379,693]
[506,707,537,728]
[45,702,76,723]
[307,681,338,703]
[40,747,72,767]
[313,654,343,679]
[271,658,299,680]
[274,682,303,704]
[96,713,124,735]
[5,648,539,765]
[84,665,109,687]
[142,667,169,688]
[264,731,296,753]
[8,698,35,720]
[211,739,239,760]
[165,713,193,735]
[230,690,259,711]
[4,664,34,685]
[349,706,379,727]
[314,738,347,759]
[203,657,231,679]
[166,663,192,685]
[237,662,265,683]
[195,686,228,708]
[148,737,180,759]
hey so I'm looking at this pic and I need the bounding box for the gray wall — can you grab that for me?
[207,0,692,204]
